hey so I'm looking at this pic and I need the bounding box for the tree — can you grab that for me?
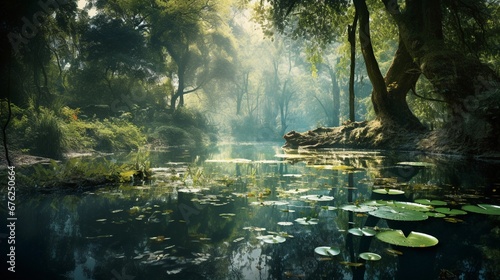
[147,0,235,111]
[256,0,500,150]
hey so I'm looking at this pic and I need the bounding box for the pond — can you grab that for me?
[2,143,500,280]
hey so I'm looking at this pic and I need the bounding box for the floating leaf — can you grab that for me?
[259,201,289,206]
[111,209,124,214]
[258,235,286,244]
[348,227,376,236]
[385,248,403,256]
[96,219,107,222]
[376,230,438,247]
[369,207,428,221]
[301,194,334,202]
[388,201,432,212]
[295,217,319,225]
[321,206,338,211]
[283,188,309,194]
[397,162,435,167]
[178,188,202,193]
[414,199,447,206]
[342,204,377,213]
[348,228,364,236]
[340,261,364,267]
[219,213,236,218]
[150,235,169,242]
[277,221,294,226]
[425,212,446,218]
[373,189,405,195]
[314,246,340,256]
[434,208,467,215]
[310,165,355,171]
[462,204,500,215]
[359,252,382,261]
[282,174,303,178]
[233,237,245,243]
[361,228,377,236]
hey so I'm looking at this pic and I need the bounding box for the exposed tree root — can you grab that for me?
[283,120,500,159]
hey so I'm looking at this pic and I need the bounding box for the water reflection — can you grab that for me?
[1,143,500,280]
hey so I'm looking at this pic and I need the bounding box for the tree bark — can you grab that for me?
[354,0,424,130]
[383,0,500,147]
[348,12,358,122]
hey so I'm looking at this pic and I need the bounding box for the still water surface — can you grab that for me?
[2,143,500,280]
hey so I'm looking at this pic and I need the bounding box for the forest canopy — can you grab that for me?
[1,0,499,159]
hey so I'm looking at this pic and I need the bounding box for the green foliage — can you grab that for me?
[2,102,146,156]
[30,108,66,159]
[22,153,151,189]
[61,116,146,152]
[154,126,194,147]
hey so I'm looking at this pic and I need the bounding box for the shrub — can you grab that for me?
[30,108,66,159]
[154,125,194,147]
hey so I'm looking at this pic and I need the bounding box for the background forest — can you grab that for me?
[1,0,499,159]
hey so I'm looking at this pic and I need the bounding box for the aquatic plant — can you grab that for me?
[375,230,439,248]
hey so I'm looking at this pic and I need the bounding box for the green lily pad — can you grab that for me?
[425,212,446,218]
[434,208,467,215]
[257,235,286,244]
[388,201,432,212]
[348,228,364,236]
[283,188,310,194]
[414,199,447,206]
[373,189,405,195]
[397,161,435,167]
[310,164,355,171]
[359,252,382,261]
[361,200,388,207]
[301,194,334,202]
[462,204,500,215]
[295,217,319,225]
[348,227,377,236]
[342,204,377,213]
[314,246,341,256]
[369,207,428,221]
[376,230,438,247]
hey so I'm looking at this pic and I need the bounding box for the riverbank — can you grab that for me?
[283,120,500,160]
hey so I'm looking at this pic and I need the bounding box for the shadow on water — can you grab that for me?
[1,143,500,279]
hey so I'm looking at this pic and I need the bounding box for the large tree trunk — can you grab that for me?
[354,0,424,130]
[378,36,425,130]
[383,0,500,149]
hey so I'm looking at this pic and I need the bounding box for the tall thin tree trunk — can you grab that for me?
[348,12,358,122]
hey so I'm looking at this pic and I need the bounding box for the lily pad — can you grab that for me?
[369,207,428,221]
[348,227,377,236]
[311,165,355,171]
[348,228,364,236]
[295,217,319,225]
[283,188,310,194]
[397,161,435,167]
[373,189,405,195]
[314,246,341,256]
[388,201,432,212]
[425,212,446,218]
[414,199,447,206]
[258,235,286,244]
[359,252,382,261]
[301,194,334,202]
[376,230,438,247]
[434,208,467,215]
[277,221,294,226]
[342,204,377,213]
[462,204,500,215]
